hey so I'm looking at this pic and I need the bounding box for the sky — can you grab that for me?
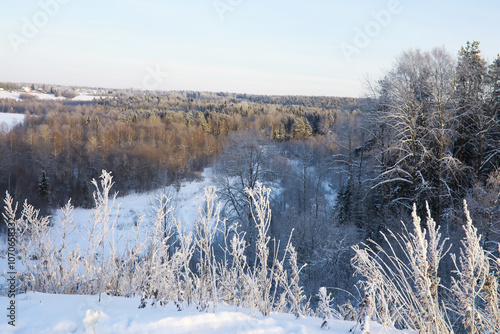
[0,0,499,97]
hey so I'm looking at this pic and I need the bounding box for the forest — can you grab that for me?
[1,41,500,332]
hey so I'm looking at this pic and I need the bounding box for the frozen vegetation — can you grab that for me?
[1,170,500,333]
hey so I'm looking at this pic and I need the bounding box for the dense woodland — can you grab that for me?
[0,87,360,209]
[1,41,500,332]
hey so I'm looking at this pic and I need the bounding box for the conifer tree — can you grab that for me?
[37,170,50,203]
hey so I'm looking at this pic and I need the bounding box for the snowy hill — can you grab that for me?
[51,172,213,232]
[0,292,412,334]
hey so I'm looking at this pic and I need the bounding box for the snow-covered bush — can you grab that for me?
[451,200,500,333]
[3,193,63,293]
[352,203,451,333]
[316,287,334,329]
[193,186,224,311]
[352,201,500,333]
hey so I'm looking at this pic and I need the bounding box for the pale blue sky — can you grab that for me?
[1,0,499,97]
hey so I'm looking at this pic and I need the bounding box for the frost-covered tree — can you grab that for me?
[465,169,500,252]
[371,47,467,221]
[214,130,274,262]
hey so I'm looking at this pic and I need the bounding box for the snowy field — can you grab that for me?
[0,112,25,131]
[0,91,104,102]
[0,91,21,101]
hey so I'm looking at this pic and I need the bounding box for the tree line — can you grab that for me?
[0,91,357,214]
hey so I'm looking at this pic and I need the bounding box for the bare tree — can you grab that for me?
[214,130,274,259]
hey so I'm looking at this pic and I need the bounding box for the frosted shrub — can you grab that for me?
[451,200,500,333]
[243,183,309,317]
[120,211,148,297]
[134,194,175,302]
[82,170,121,298]
[2,172,310,321]
[352,203,452,333]
[193,186,225,312]
[52,201,81,294]
[352,201,500,334]
[217,221,248,307]
[245,183,275,315]
[274,240,310,317]
[3,194,55,293]
[317,287,333,329]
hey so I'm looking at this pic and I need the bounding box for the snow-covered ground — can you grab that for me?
[0,91,21,101]
[72,95,104,101]
[0,91,105,102]
[0,292,411,334]
[0,112,25,131]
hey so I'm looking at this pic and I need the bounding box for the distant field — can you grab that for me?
[0,90,102,102]
[0,112,24,131]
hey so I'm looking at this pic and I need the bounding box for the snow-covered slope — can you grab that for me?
[0,171,214,287]
[0,292,412,334]
[51,170,214,232]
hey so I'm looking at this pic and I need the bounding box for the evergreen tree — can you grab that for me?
[489,55,500,106]
[37,170,50,204]
[292,117,312,139]
[454,41,493,182]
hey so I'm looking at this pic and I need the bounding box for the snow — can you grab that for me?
[0,112,25,131]
[0,91,21,101]
[36,169,214,263]
[0,91,105,102]
[71,95,104,101]
[31,92,65,100]
[0,292,413,334]
[51,169,214,233]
